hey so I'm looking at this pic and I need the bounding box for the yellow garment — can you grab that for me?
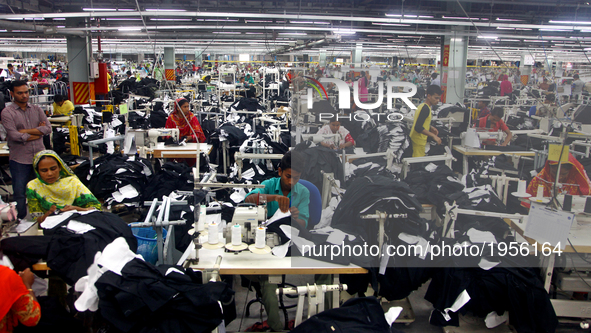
[26,150,101,218]
[409,102,432,157]
[52,100,74,116]
[107,72,111,92]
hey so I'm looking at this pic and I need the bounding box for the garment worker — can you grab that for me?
[2,80,52,219]
[409,84,442,157]
[317,116,355,150]
[165,98,206,143]
[475,107,512,146]
[0,266,40,332]
[527,153,591,197]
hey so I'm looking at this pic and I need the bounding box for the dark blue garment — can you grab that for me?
[9,160,34,218]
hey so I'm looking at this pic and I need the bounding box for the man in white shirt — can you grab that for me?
[572,74,585,101]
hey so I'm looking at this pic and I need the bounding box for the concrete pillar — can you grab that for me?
[319,51,327,67]
[164,47,175,81]
[195,50,202,66]
[116,53,123,61]
[353,44,362,67]
[66,18,94,106]
[520,53,533,86]
[137,53,144,63]
[441,26,468,105]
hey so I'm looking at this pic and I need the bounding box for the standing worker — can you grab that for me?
[2,80,52,220]
[409,85,442,157]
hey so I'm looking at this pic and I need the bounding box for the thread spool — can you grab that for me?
[517,180,527,195]
[255,227,266,249]
[536,185,544,199]
[563,194,573,211]
[208,223,219,244]
[231,224,242,246]
[585,197,591,214]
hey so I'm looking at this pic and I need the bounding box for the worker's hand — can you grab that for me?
[19,268,35,288]
[433,136,442,145]
[290,207,300,220]
[61,205,84,212]
[430,127,439,136]
[338,143,348,149]
[184,136,192,142]
[274,195,290,213]
[500,142,508,147]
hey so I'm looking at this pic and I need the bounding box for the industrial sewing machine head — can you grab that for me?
[147,128,180,147]
[460,128,503,148]
[230,203,267,243]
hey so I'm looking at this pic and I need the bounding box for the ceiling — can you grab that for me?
[0,0,591,63]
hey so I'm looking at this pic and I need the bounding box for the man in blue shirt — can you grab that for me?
[243,151,309,331]
[245,150,310,228]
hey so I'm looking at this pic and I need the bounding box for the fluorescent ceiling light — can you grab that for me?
[118,27,142,31]
[7,18,43,20]
[539,28,573,31]
[106,18,142,21]
[524,40,550,42]
[550,20,591,24]
[117,9,135,11]
[332,29,355,35]
[500,39,521,42]
[290,20,330,24]
[478,36,498,39]
[213,31,241,34]
[150,18,191,21]
[373,23,411,26]
[57,26,65,28]
[385,14,402,17]
[11,30,33,32]
[496,27,532,31]
[82,8,115,11]
[278,32,307,35]
[245,20,273,23]
[0,30,7,32]
[53,18,66,20]
[246,32,264,34]
[205,19,238,22]
[419,15,434,18]
[496,18,524,22]
[145,9,186,12]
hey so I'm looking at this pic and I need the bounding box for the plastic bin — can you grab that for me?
[132,227,167,265]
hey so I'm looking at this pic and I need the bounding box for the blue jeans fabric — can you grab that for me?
[9,160,34,219]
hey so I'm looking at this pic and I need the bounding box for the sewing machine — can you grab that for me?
[230,204,266,243]
[147,128,180,148]
[301,133,340,147]
[460,128,503,148]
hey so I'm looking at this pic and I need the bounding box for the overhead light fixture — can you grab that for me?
[245,20,273,23]
[550,20,591,24]
[106,18,142,21]
[385,14,402,17]
[373,23,411,26]
[56,26,65,28]
[53,18,66,20]
[332,29,355,35]
[117,9,136,11]
[246,32,264,34]
[150,18,191,21]
[278,32,307,35]
[205,19,238,22]
[118,27,142,31]
[539,28,573,31]
[477,36,498,39]
[500,39,521,42]
[496,18,524,22]
[7,18,43,20]
[145,9,186,12]
[213,31,241,34]
[82,8,116,11]
[496,27,532,31]
[524,39,550,42]
[419,15,434,18]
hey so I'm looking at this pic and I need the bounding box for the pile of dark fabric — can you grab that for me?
[426,266,557,332]
[1,211,137,286]
[293,142,344,190]
[505,113,538,130]
[355,122,411,163]
[96,259,234,333]
[134,77,159,99]
[74,153,154,207]
[229,98,264,112]
[143,161,194,201]
[404,165,465,210]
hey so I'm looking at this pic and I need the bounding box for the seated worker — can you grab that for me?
[539,78,550,91]
[409,85,443,157]
[165,98,206,143]
[26,150,101,223]
[0,266,41,332]
[245,74,255,84]
[243,151,310,331]
[477,100,490,118]
[316,116,355,150]
[52,94,74,117]
[527,153,591,197]
[535,94,557,118]
[475,107,513,146]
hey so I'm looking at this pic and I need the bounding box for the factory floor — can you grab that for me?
[225,274,591,332]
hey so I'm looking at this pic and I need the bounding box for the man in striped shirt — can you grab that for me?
[2,80,51,219]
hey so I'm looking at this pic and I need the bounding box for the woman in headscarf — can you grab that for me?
[26,150,101,223]
[0,267,40,332]
[165,98,206,143]
[527,153,591,197]
[357,71,369,102]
